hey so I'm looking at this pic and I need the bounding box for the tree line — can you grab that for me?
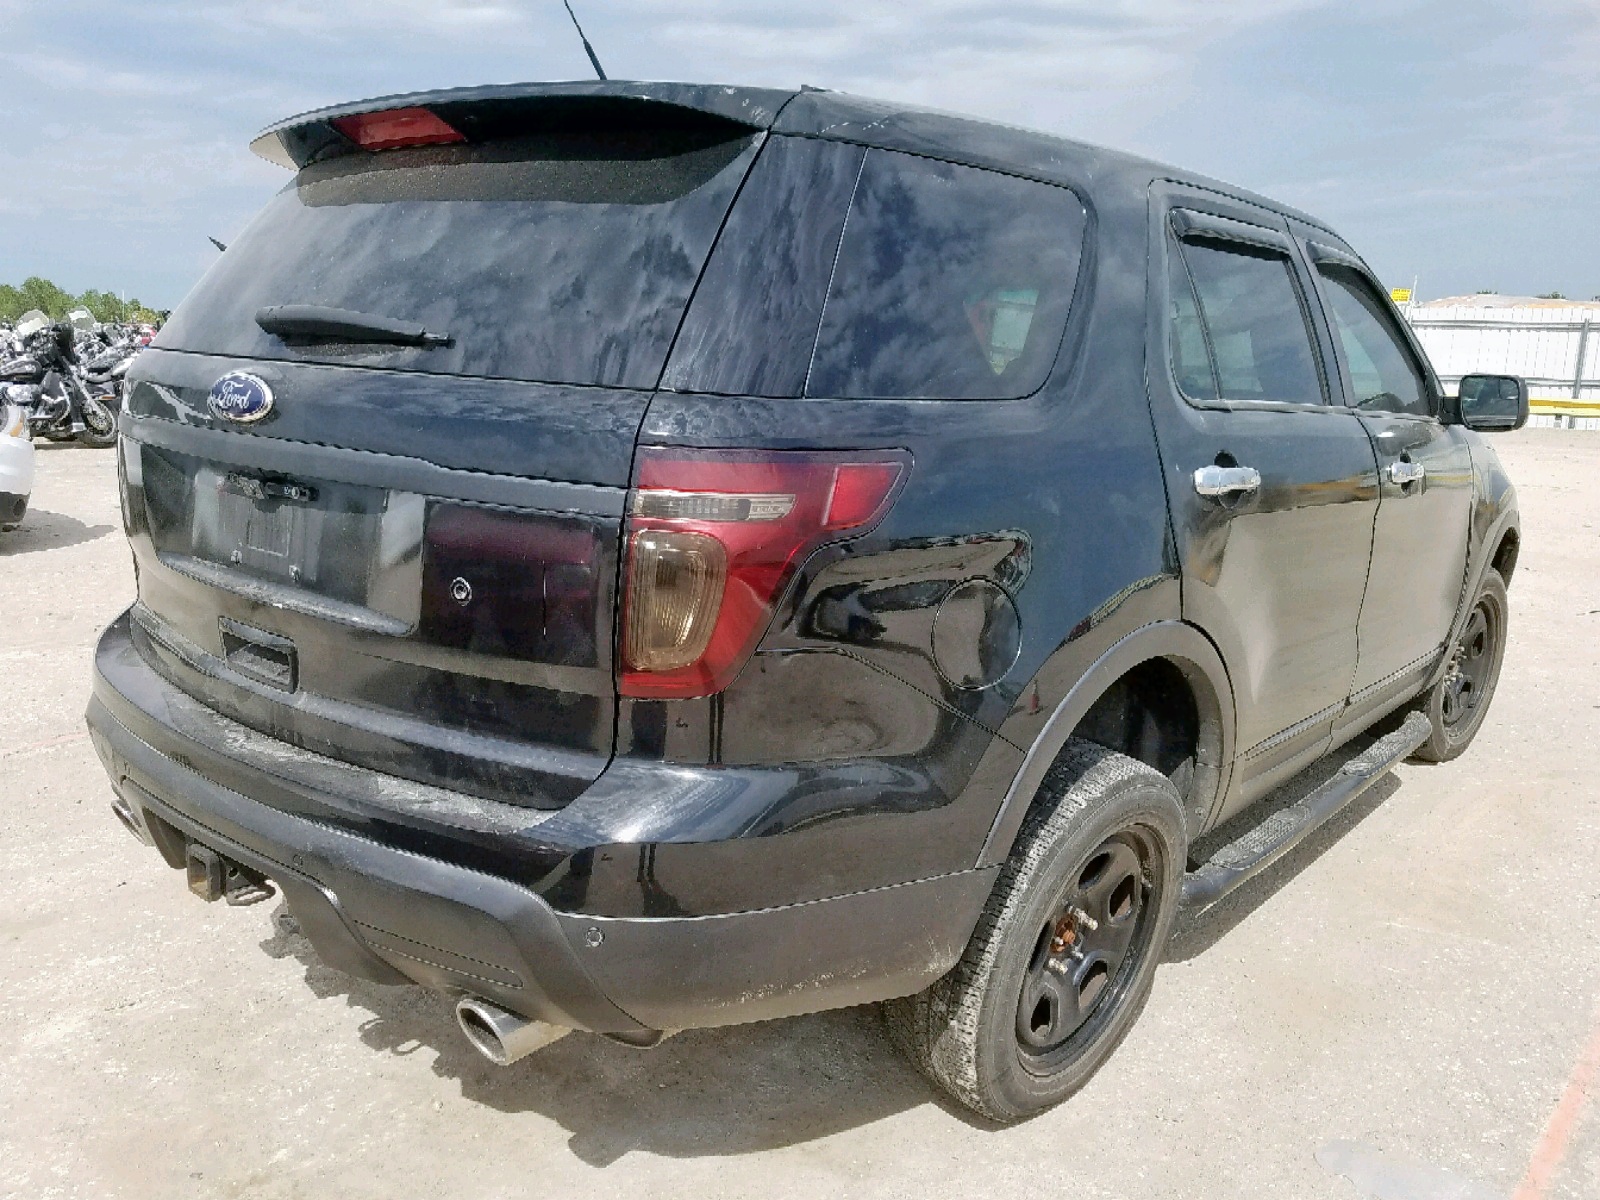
[0,276,164,325]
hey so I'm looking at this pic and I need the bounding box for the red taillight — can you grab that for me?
[331,107,465,152]
[621,448,907,699]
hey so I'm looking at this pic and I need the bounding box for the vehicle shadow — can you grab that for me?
[33,440,117,452]
[0,509,114,555]
[258,911,953,1164]
[1166,731,1407,962]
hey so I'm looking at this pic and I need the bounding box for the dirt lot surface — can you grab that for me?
[2,431,1596,1199]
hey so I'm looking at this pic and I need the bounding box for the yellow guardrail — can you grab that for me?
[1530,399,1600,415]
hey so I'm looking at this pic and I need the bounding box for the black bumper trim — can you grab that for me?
[562,868,998,1030]
[350,920,527,990]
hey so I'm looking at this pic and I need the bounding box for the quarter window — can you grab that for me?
[1168,235,1325,406]
[806,151,1087,400]
[1316,265,1433,418]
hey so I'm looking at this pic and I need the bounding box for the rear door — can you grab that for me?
[121,99,765,807]
[1298,237,1474,715]
[1146,186,1381,821]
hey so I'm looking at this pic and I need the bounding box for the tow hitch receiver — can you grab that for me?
[185,843,276,906]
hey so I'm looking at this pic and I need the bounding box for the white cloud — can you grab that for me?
[0,0,1594,302]
[606,0,1334,141]
[0,51,202,97]
[189,0,536,42]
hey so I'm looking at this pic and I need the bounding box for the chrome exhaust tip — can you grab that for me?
[110,795,153,846]
[454,996,569,1066]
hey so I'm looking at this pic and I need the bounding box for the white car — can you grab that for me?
[0,401,35,531]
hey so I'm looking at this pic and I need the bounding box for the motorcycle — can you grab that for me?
[80,331,142,411]
[0,315,119,448]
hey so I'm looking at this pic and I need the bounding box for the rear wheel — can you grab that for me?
[1412,569,1507,763]
[885,741,1184,1122]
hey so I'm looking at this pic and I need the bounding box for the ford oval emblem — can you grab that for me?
[207,372,274,424]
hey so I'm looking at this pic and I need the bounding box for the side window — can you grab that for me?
[1168,234,1325,406]
[806,151,1087,400]
[1316,265,1432,418]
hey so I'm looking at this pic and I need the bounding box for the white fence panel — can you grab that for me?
[1404,300,1600,428]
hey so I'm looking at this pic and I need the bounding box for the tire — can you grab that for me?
[76,394,118,448]
[1411,568,1508,763]
[885,741,1185,1122]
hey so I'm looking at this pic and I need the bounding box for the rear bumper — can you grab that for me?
[88,612,996,1032]
[0,433,35,505]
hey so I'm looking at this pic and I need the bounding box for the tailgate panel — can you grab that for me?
[120,357,634,809]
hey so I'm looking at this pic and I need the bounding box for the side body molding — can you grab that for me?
[976,620,1236,868]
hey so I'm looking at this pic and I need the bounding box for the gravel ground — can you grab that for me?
[1,430,1596,1199]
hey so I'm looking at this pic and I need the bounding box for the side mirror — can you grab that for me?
[1455,374,1528,432]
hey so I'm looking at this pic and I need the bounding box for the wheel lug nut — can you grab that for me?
[1047,946,1083,976]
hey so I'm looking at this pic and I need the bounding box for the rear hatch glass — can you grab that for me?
[157,104,762,388]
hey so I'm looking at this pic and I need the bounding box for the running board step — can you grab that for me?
[1180,710,1432,910]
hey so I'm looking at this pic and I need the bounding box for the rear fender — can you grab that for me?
[1430,502,1518,689]
[976,620,1235,867]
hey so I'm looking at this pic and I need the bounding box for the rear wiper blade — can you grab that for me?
[255,305,453,348]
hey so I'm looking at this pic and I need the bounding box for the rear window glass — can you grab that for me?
[662,144,1087,401]
[156,116,760,388]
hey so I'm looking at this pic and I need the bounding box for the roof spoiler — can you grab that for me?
[249,80,794,169]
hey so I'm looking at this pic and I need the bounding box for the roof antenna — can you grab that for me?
[561,0,607,80]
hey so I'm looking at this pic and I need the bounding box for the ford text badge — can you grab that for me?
[207,372,274,424]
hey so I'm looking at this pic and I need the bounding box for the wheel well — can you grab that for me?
[1071,657,1204,807]
[979,627,1236,868]
[1491,529,1519,586]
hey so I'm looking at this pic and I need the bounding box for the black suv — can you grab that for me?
[89,82,1526,1121]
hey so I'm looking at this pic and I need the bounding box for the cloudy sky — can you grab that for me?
[1,0,1594,310]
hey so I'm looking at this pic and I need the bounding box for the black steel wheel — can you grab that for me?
[1413,568,1508,762]
[885,741,1184,1122]
[1014,832,1159,1071]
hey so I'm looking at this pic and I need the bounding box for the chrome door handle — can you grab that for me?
[1193,465,1262,497]
[1388,460,1425,486]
